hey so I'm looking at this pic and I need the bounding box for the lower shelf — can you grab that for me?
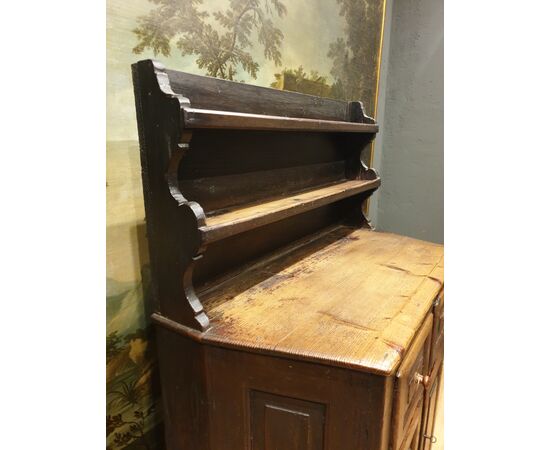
[199,178,380,243]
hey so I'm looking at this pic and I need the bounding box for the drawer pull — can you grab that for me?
[424,434,437,444]
[414,372,430,387]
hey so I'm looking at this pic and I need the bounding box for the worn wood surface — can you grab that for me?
[200,179,380,243]
[421,362,443,450]
[132,60,379,329]
[205,345,390,450]
[133,60,445,450]
[165,68,352,121]
[392,314,433,449]
[200,227,443,376]
[183,107,379,133]
[178,160,347,212]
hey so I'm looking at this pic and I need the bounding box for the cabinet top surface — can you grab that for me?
[199,228,444,376]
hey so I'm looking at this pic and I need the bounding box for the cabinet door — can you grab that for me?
[398,394,423,450]
[420,290,444,450]
[420,363,442,450]
[429,292,444,374]
[391,314,433,450]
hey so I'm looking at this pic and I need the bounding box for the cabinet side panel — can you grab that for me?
[205,346,387,450]
[156,327,209,450]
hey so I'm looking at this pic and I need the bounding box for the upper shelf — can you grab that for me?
[199,178,381,243]
[183,107,379,133]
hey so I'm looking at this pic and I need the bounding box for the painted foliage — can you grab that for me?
[106,0,385,448]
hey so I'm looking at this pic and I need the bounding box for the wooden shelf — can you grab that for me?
[199,179,380,243]
[183,107,379,133]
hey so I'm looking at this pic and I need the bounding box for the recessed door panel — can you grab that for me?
[250,391,326,450]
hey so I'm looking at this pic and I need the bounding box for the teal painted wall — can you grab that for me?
[373,0,444,243]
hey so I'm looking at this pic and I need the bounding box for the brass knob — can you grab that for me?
[424,434,437,444]
[414,372,430,386]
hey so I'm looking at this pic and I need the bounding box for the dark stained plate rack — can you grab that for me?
[132,59,381,331]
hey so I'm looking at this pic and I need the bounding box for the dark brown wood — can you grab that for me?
[205,346,389,450]
[132,59,209,331]
[165,68,351,121]
[132,58,379,331]
[132,59,444,450]
[178,161,346,212]
[182,107,379,133]
[200,178,380,244]
[250,390,326,450]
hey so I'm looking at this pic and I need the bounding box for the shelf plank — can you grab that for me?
[183,107,379,133]
[200,179,380,243]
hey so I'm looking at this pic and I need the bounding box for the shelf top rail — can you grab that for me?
[182,107,379,133]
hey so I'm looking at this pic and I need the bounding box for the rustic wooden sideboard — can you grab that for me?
[132,59,444,450]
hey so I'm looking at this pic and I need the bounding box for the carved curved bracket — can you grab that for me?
[348,101,376,125]
[359,159,380,182]
[166,142,190,205]
[183,257,210,330]
[358,160,380,228]
[165,135,210,329]
[150,60,191,109]
[149,60,211,330]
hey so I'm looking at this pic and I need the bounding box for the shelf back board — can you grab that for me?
[165,69,351,121]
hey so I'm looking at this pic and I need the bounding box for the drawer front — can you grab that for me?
[392,314,433,449]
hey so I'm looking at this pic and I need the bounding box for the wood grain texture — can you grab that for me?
[250,391,325,450]
[183,107,379,133]
[392,314,433,449]
[178,161,347,213]
[199,227,443,376]
[205,345,390,450]
[165,68,352,121]
[133,61,445,450]
[200,179,380,243]
[133,60,380,329]
[420,362,443,450]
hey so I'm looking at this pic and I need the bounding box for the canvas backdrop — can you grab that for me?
[106,1,386,448]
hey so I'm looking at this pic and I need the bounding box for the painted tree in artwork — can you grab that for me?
[133,0,287,80]
[328,0,383,110]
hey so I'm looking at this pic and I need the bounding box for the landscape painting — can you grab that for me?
[106,0,386,448]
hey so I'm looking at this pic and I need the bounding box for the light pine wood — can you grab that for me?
[432,369,444,449]
[392,314,433,448]
[201,227,443,376]
[200,179,380,243]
